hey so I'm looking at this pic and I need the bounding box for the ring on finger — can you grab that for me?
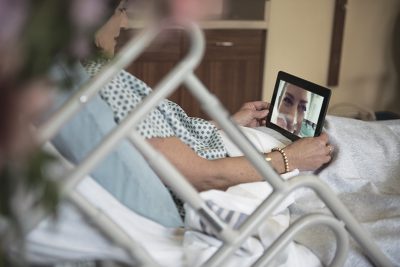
[327,144,334,155]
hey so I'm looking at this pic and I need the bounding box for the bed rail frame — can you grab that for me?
[33,23,393,267]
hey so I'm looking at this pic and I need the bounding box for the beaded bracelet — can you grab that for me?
[271,147,290,173]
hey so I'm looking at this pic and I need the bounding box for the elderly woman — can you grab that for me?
[85,0,333,211]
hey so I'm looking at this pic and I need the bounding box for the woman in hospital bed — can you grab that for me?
[26,0,400,266]
[87,0,334,217]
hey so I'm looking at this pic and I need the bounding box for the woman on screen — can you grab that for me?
[272,83,310,135]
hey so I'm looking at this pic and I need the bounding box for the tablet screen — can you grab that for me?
[267,71,331,141]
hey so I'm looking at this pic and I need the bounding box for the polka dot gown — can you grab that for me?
[85,61,227,160]
[84,61,228,218]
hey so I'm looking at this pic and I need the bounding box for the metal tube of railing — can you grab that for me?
[184,73,286,191]
[22,25,162,237]
[183,73,298,266]
[127,132,238,242]
[182,73,392,266]
[287,176,394,267]
[51,24,239,241]
[27,23,205,235]
[60,23,205,195]
[25,24,206,266]
[32,23,235,248]
[252,214,349,267]
[38,26,160,144]
[204,187,288,267]
[39,145,160,266]
[205,175,393,267]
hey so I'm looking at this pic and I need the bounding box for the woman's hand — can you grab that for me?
[232,101,270,127]
[284,133,333,171]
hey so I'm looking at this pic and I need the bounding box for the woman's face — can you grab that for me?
[95,3,129,56]
[94,0,225,56]
[276,84,309,135]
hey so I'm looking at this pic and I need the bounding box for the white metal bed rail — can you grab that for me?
[32,23,231,266]
[253,213,349,267]
[29,24,167,267]
[183,73,393,267]
[32,23,393,267]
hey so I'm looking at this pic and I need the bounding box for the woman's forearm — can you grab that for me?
[210,151,286,190]
[148,137,285,191]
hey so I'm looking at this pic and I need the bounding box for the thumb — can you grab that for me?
[318,132,329,143]
[253,109,269,119]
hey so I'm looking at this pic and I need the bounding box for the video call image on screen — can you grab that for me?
[271,81,324,138]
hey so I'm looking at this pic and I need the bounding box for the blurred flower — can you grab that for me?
[0,0,27,80]
[0,81,52,159]
[71,0,107,28]
[0,0,27,46]
[70,35,92,59]
[0,1,113,264]
[70,0,110,59]
[169,0,224,21]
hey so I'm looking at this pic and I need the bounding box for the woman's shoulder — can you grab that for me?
[119,70,154,98]
[83,59,153,94]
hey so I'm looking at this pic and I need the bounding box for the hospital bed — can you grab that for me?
[16,23,395,266]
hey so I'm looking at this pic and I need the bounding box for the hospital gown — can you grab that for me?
[84,60,228,217]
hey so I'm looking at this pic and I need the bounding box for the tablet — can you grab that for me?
[266,71,331,141]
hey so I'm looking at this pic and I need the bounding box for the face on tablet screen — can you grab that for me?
[271,81,324,138]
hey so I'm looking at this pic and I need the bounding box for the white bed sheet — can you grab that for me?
[26,177,184,265]
[285,117,400,266]
[26,175,322,267]
[23,140,321,267]
[220,119,400,266]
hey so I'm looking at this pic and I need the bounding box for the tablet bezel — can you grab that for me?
[266,71,331,141]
